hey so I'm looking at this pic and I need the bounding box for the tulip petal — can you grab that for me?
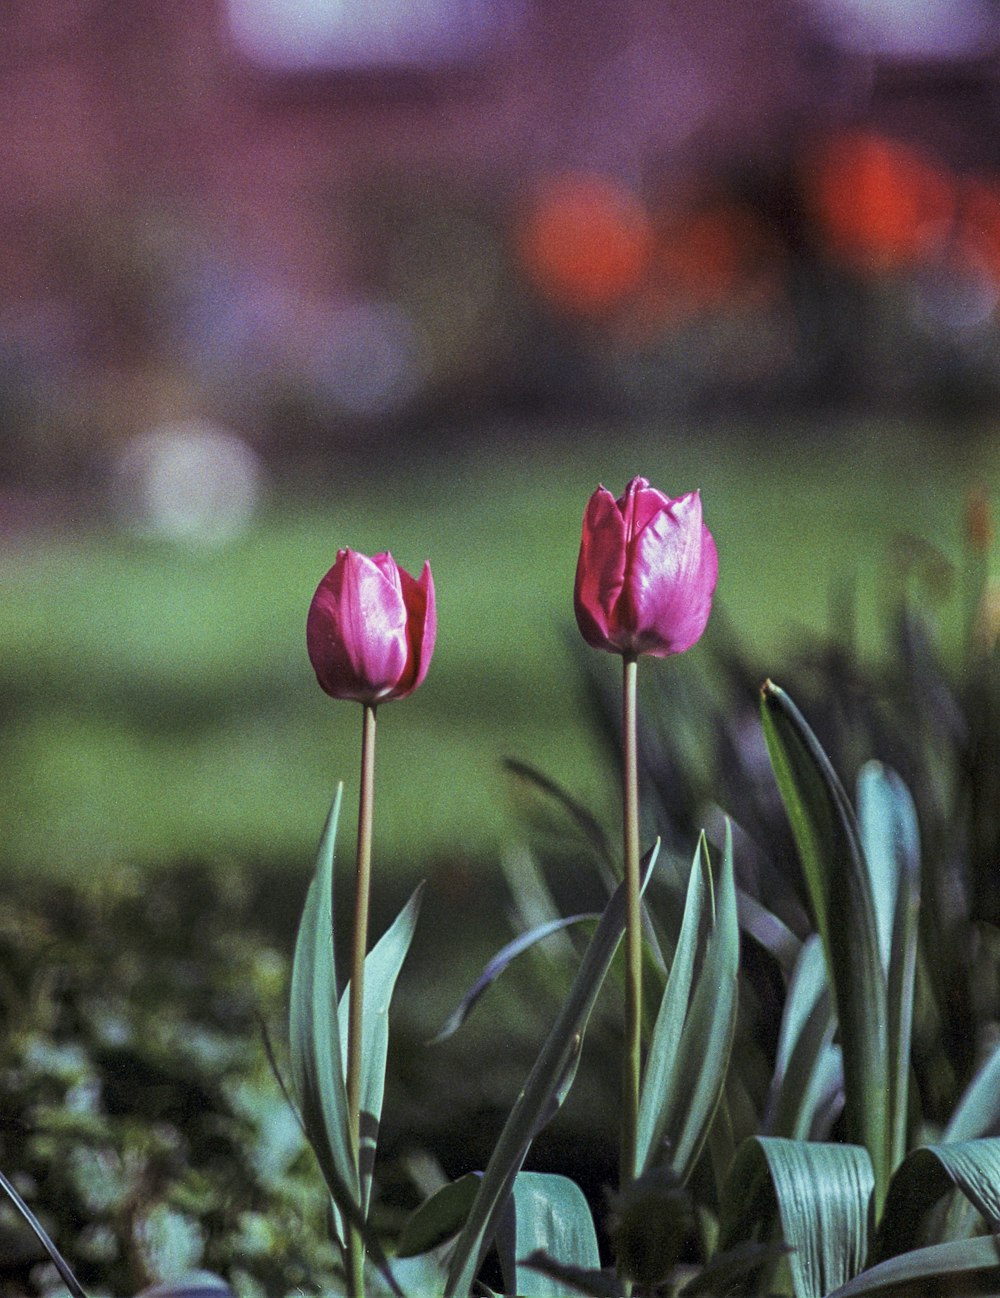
[620,477,673,544]
[307,550,409,702]
[390,560,436,699]
[574,486,627,651]
[624,492,718,656]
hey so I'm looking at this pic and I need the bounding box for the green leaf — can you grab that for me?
[826,1235,1000,1296]
[764,935,840,1141]
[760,682,890,1213]
[945,1037,1000,1142]
[496,1171,601,1297]
[442,842,660,1298]
[857,762,920,1173]
[874,1139,1000,1262]
[0,1167,87,1298]
[429,913,599,1045]
[338,883,424,1212]
[636,824,739,1184]
[288,786,359,1224]
[718,1136,874,1298]
[396,1173,482,1258]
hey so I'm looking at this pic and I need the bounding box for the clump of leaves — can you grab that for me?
[0,864,339,1297]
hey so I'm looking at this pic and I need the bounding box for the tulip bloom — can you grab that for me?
[574,477,717,658]
[307,549,436,703]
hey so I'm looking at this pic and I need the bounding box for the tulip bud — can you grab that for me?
[307,549,436,703]
[574,476,717,658]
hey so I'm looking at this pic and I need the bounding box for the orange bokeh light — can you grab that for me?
[515,172,654,318]
[803,130,955,274]
[614,200,786,340]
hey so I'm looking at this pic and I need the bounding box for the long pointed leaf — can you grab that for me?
[496,1171,601,1298]
[764,935,839,1140]
[718,1136,874,1298]
[0,1167,87,1298]
[636,824,739,1183]
[429,913,599,1045]
[760,682,890,1213]
[874,1138,1000,1262]
[443,842,660,1298]
[827,1235,1000,1296]
[945,1037,1000,1142]
[338,883,424,1211]
[288,786,359,1224]
[857,762,920,1174]
[396,1174,482,1259]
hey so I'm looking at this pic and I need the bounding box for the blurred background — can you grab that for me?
[0,0,999,880]
[3,3,1000,1291]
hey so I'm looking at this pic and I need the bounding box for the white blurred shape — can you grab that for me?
[912,253,1000,330]
[115,421,263,545]
[227,0,514,68]
[311,299,426,420]
[811,0,999,56]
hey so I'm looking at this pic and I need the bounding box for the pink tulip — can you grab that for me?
[307,549,436,702]
[574,477,718,657]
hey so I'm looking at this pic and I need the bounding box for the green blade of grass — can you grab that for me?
[760,682,890,1214]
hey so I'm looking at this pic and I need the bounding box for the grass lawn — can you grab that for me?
[0,413,995,881]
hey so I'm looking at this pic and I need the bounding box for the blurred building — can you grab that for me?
[1,0,1000,484]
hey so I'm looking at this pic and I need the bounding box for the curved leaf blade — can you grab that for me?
[396,1173,482,1259]
[761,682,890,1211]
[338,883,424,1211]
[764,935,839,1141]
[0,1167,87,1298]
[945,1038,1000,1142]
[429,913,599,1045]
[827,1235,1000,1297]
[637,823,739,1184]
[288,785,359,1224]
[443,842,660,1298]
[718,1136,874,1298]
[496,1171,601,1297]
[857,762,920,1173]
[875,1138,1000,1262]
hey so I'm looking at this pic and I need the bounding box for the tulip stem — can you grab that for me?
[346,701,377,1298]
[621,653,641,1193]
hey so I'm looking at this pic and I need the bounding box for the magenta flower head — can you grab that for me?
[307,549,436,703]
[574,477,718,658]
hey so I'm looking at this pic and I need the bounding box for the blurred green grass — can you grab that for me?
[0,416,995,879]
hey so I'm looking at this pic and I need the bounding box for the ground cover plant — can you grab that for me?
[1,454,999,1295]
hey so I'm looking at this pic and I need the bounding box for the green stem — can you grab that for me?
[346,701,377,1298]
[621,653,641,1192]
